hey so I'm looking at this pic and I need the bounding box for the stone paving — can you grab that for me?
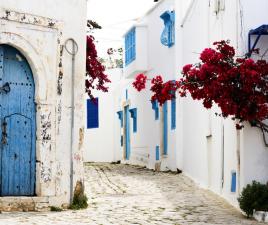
[0,163,264,225]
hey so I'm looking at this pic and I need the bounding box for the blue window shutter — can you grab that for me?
[87,98,99,129]
[156,146,160,161]
[171,98,176,130]
[160,11,175,48]
[152,100,159,120]
[124,28,136,66]
[129,108,137,133]
[231,171,237,193]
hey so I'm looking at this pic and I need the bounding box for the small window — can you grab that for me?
[129,108,137,133]
[152,100,159,120]
[171,98,176,130]
[87,98,99,129]
[125,28,136,65]
[160,11,175,48]
[231,171,237,193]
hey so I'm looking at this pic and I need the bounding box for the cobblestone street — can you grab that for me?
[0,163,264,225]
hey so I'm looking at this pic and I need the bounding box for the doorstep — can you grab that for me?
[0,196,49,212]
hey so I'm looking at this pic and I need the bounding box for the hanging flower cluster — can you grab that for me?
[132,40,268,129]
[180,40,268,128]
[150,76,179,105]
[132,74,179,105]
[132,73,147,91]
[86,35,111,99]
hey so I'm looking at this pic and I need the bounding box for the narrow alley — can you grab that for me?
[0,163,263,225]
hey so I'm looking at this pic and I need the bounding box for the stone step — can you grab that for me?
[0,197,50,212]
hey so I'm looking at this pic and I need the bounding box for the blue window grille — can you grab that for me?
[125,28,136,65]
[87,98,99,129]
[231,171,237,193]
[152,100,159,120]
[171,98,176,130]
[117,111,123,128]
[129,108,137,133]
[155,146,160,161]
[160,11,175,48]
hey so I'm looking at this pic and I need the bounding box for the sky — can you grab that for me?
[87,0,157,58]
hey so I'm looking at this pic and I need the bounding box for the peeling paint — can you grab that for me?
[1,9,60,29]
[40,112,52,142]
[79,127,84,150]
[56,100,62,134]
[74,153,81,161]
[41,166,52,183]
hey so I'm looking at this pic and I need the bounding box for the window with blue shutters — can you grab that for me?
[87,98,99,129]
[171,98,176,130]
[129,108,137,133]
[125,27,136,65]
[160,10,175,48]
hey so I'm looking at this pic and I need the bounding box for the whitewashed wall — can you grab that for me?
[176,0,268,207]
[118,0,268,208]
[84,68,123,162]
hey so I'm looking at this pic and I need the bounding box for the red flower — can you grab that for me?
[180,40,268,129]
[86,35,111,99]
[132,74,147,91]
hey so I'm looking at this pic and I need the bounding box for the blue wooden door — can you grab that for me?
[124,106,130,160]
[163,102,168,155]
[0,45,36,196]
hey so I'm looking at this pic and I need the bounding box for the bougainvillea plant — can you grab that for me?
[132,40,268,133]
[85,20,111,99]
[180,40,268,130]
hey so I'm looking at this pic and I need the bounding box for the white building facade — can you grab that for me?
[84,0,268,208]
[0,0,87,211]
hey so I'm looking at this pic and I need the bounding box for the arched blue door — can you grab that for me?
[0,45,36,196]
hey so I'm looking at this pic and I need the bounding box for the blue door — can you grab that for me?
[163,102,168,155]
[124,106,130,160]
[0,45,36,196]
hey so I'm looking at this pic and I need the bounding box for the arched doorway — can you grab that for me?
[0,45,36,196]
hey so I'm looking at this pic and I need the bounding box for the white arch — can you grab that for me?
[0,32,48,103]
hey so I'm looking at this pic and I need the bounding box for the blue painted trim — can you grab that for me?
[248,24,268,57]
[156,146,160,161]
[125,28,136,66]
[163,102,168,155]
[160,11,175,48]
[129,108,137,133]
[87,98,99,129]
[171,98,176,130]
[117,111,123,128]
[125,89,128,100]
[124,106,131,160]
[231,171,237,193]
[120,135,123,147]
[151,101,159,120]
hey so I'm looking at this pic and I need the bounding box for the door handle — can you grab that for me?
[2,121,7,145]
[0,82,10,94]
